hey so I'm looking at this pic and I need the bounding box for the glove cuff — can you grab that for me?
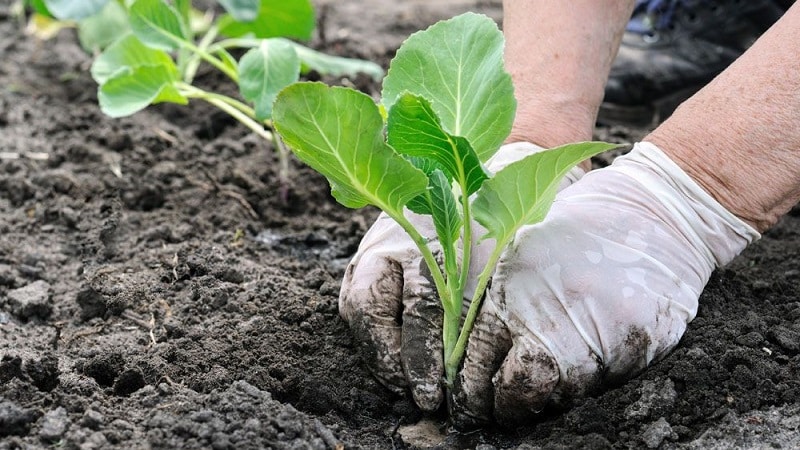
[614,141,760,267]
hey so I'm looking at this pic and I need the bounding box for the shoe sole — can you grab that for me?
[596,86,699,128]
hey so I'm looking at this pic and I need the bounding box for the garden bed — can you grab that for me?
[2,1,800,448]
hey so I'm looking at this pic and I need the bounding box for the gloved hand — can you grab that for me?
[451,141,760,427]
[338,142,584,411]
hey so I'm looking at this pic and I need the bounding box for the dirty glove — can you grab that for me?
[339,142,584,410]
[451,141,760,427]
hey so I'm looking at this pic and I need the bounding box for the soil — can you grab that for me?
[2,1,800,449]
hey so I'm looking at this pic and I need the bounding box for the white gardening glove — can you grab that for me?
[339,142,584,411]
[451,141,760,427]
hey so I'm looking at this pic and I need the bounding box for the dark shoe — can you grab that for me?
[598,0,790,127]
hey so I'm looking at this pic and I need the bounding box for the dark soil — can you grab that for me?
[2,1,800,449]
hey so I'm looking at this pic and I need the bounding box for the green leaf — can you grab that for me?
[211,38,383,81]
[77,1,131,53]
[216,48,239,75]
[91,33,178,85]
[44,0,110,20]
[273,82,428,213]
[218,0,315,41]
[388,93,487,196]
[27,0,53,18]
[129,0,189,51]
[404,156,448,214]
[218,0,259,22]
[382,12,515,162]
[291,43,383,82]
[238,38,300,121]
[98,65,187,117]
[473,142,619,244]
[428,170,462,265]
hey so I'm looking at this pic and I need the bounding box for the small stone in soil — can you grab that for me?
[81,409,105,430]
[641,417,674,449]
[39,407,69,442]
[397,419,446,449]
[6,280,52,320]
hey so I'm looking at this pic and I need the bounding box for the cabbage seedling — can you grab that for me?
[273,13,618,390]
[23,0,383,193]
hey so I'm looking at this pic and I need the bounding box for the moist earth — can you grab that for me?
[2,1,800,449]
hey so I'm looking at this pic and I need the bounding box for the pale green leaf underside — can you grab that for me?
[273,82,428,213]
[388,93,487,196]
[381,12,515,162]
[91,33,178,85]
[99,65,186,117]
[238,39,300,120]
[45,0,109,20]
[474,142,619,244]
[130,0,189,51]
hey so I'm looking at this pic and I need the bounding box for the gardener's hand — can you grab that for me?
[451,141,760,427]
[339,142,584,411]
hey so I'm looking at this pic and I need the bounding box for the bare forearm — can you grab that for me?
[648,4,800,232]
[503,0,634,153]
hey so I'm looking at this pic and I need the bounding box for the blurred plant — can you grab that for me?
[22,0,384,199]
[273,13,618,389]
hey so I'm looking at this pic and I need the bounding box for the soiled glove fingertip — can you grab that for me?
[410,381,444,412]
[493,344,559,426]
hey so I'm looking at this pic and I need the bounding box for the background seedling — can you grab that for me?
[21,0,383,199]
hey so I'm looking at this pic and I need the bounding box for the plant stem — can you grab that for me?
[274,134,292,204]
[444,239,509,381]
[178,84,273,143]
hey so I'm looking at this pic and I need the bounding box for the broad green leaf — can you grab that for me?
[44,0,109,20]
[129,0,189,51]
[238,39,300,121]
[428,170,462,270]
[91,34,178,85]
[473,142,619,244]
[218,0,259,22]
[382,12,515,162]
[78,1,131,53]
[98,65,187,117]
[405,156,445,214]
[388,93,487,196]
[291,43,383,82]
[218,0,315,41]
[273,82,428,213]
[211,38,383,81]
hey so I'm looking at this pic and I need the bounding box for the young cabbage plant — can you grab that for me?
[22,0,383,194]
[273,12,619,389]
